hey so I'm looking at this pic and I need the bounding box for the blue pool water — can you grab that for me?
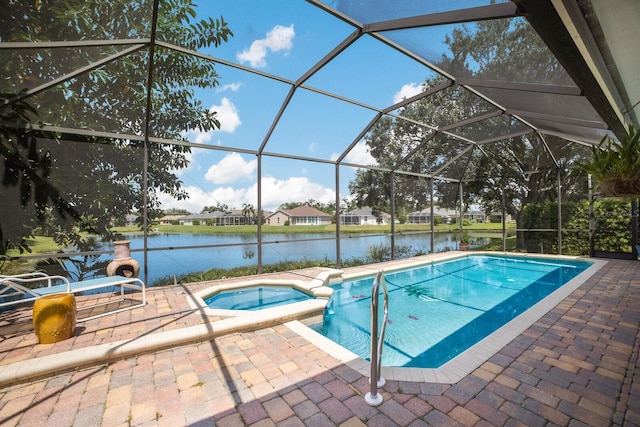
[312,255,592,368]
[204,286,313,311]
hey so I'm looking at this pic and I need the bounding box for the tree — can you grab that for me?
[202,203,230,213]
[0,1,233,254]
[278,201,304,211]
[348,18,589,249]
[242,203,256,225]
[0,95,82,254]
[164,208,191,216]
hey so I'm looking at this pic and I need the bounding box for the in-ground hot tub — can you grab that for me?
[204,285,315,311]
[188,271,340,321]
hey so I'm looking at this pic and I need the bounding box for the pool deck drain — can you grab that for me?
[0,255,638,426]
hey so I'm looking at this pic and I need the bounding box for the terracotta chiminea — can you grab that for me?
[106,240,140,278]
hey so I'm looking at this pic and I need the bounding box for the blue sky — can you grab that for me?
[157,1,450,213]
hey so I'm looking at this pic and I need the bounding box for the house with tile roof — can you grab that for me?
[265,206,332,226]
[157,215,186,225]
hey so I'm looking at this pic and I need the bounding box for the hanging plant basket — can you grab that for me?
[578,125,640,198]
[597,176,640,198]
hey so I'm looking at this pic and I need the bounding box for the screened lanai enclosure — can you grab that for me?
[1,1,639,285]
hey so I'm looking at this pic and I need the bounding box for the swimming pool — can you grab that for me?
[311,254,594,369]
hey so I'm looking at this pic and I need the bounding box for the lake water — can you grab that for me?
[66,231,474,285]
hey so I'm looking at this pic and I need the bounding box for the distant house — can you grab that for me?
[125,214,138,226]
[339,207,390,225]
[463,210,487,223]
[407,207,460,224]
[179,212,223,226]
[265,206,332,226]
[158,215,185,225]
[407,209,430,224]
[215,209,252,226]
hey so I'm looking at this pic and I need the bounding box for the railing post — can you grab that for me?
[365,270,388,406]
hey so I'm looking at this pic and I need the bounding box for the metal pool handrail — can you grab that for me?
[365,270,388,406]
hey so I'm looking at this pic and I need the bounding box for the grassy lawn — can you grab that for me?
[4,236,65,256]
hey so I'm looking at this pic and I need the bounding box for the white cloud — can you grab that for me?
[210,186,251,210]
[158,176,335,213]
[181,97,241,148]
[258,176,335,211]
[162,147,205,178]
[331,140,377,166]
[393,82,425,104]
[211,97,241,133]
[156,185,222,214]
[205,152,257,185]
[237,24,295,68]
[186,130,213,145]
[216,82,244,92]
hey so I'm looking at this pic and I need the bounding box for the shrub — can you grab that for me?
[522,199,633,255]
[366,243,419,263]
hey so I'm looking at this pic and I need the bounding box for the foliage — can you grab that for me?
[563,199,634,254]
[579,126,640,179]
[347,19,590,250]
[592,200,635,253]
[202,203,229,213]
[165,208,191,215]
[34,237,110,281]
[522,199,635,255]
[578,125,640,197]
[277,199,338,216]
[0,1,233,255]
[475,235,517,252]
[0,95,77,254]
[520,201,581,254]
[242,203,256,225]
[365,243,425,264]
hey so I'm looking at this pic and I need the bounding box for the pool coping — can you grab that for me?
[286,252,607,384]
[186,271,340,318]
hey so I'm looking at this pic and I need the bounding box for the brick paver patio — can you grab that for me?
[0,257,638,426]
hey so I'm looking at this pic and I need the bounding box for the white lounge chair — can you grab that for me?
[0,273,146,321]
